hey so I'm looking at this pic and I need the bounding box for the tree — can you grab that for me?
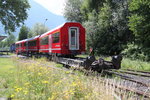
[96,0,133,55]
[82,0,105,13]
[0,0,30,33]
[6,33,16,46]
[0,33,16,48]
[128,0,150,47]
[83,10,99,54]
[18,25,29,40]
[82,0,132,55]
[128,0,150,60]
[28,23,49,38]
[64,0,84,22]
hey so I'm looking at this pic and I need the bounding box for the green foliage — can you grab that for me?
[28,23,49,38]
[83,10,99,53]
[63,0,84,22]
[128,0,150,45]
[83,1,132,55]
[122,44,150,61]
[128,0,150,60]
[64,0,150,60]
[18,25,29,40]
[0,33,16,48]
[6,34,16,46]
[0,0,30,33]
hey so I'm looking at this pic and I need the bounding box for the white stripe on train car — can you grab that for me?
[39,48,61,51]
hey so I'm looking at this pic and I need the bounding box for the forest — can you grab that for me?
[64,0,150,61]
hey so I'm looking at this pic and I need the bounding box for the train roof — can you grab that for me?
[40,23,64,37]
[40,22,82,38]
[26,35,40,41]
[15,22,83,44]
[15,39,28,44]
[15,35,40,44]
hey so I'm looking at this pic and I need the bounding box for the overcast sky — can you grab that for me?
[33,0,66,16]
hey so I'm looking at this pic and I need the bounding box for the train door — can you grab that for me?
[49,35,52,53]
[69,27,79,50]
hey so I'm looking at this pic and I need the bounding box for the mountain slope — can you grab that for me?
[0,0,66,36]
[25,0,66,29]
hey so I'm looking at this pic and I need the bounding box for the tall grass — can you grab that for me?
[0,58,15,75]
[121,58,150,71]
[0,57,115,100]
[0,57,146,99]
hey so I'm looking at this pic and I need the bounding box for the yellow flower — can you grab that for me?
[15,88,22,92]
[23,90,28,95]
[65,71,70,74]
[10,94,15,98]
[54,81,62,85]
[71,82,77,87]
[38,72,42,76]
[48,93,57,100]
[42,81,49,84]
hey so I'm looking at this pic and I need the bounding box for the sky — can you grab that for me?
[33,0,66,16]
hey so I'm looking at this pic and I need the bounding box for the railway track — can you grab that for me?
[55,56,150,98]
[104,69,150,98]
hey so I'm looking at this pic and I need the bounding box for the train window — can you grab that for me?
[28,40,36,46]
[22,43,24,47]
[16,44,19,48]
[71,29,76,45]
[40,36,48,45]
[52,32,60,43]
[24,42,27,47]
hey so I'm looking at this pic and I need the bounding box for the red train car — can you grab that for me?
[15,22,86,57]
[15,39,27,54]
[26,35,40,55]
[39,22,85,56]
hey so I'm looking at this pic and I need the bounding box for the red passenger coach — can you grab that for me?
[39,22,85,56]
[26,35,40,55]
[15,22,86,57]
[15,39,27,54]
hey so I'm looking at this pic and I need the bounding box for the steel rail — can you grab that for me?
[106,81,150,98]
[104,70,150,87]
[126,69,150,74]
[113,69,150,77]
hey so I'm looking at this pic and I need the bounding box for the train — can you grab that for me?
[11,22,122,71]
[14,22,86,58]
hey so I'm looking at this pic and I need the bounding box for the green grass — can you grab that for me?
[0,57,17,98]
[121,58,150,71]
[0,56,148,99]
[0,58,15,75]
[0,57,116,100]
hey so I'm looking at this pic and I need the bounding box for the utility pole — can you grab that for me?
[44,19,48,26]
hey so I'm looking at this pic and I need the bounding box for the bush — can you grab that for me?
[122,43,150,61]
